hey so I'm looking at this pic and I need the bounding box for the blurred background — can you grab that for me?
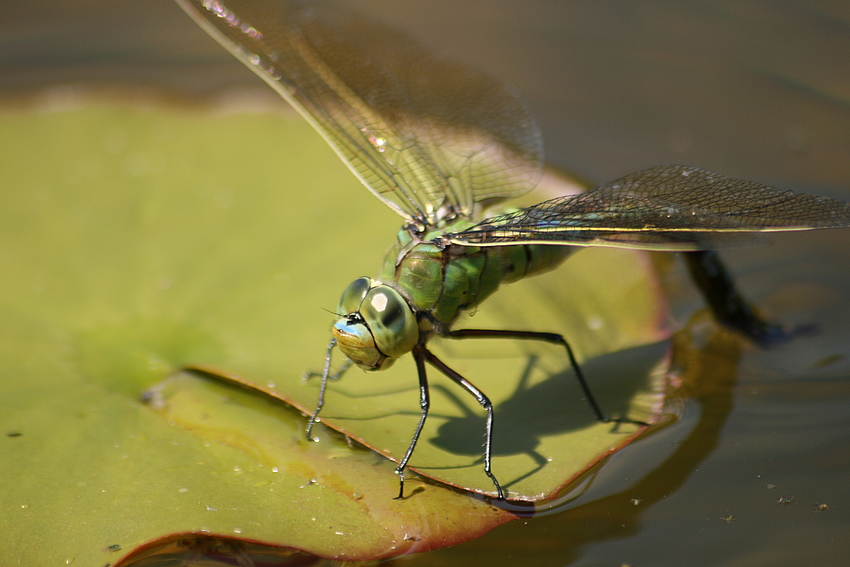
[4,0,849,190]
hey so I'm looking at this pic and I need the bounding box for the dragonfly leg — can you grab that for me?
[684,250,812,347]
[446,329,602,420]
[394,346,431,499]
[302,345,352,382]
[418,345,506,500]
[305,338,352,442]
[445,329,647,427]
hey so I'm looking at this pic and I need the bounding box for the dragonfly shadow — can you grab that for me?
[428,341,666,465]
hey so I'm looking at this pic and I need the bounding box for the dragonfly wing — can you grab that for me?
[177,0,543,226]
[448,165,850,250]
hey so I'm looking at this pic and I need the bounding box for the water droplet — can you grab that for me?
[368,134,388,152]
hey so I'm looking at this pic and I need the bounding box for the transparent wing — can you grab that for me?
[447,165,850,250]
[177,0,543,227]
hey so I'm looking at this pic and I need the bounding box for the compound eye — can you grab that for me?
[360,285,418,358]
[338,277,372,315]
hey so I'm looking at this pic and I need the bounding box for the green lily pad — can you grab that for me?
[0,99,667,565]
[0,102,518,565]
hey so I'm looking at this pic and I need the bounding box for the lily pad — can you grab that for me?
[0,102,518,565]
[0,98,668,565]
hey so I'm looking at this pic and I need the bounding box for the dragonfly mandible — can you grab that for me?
[177,0,850,499]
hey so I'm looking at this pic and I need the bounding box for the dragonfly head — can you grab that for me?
[332,277,419,371]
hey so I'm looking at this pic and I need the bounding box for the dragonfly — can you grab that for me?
[177,0,850,499]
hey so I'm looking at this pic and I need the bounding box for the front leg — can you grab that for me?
[305,338,352,442]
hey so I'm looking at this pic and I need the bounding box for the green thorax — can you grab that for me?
[378,220,574,328]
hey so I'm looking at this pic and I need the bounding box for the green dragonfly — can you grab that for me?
[177,0,850,499]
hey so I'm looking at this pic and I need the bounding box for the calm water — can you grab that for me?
[4,1,849,565]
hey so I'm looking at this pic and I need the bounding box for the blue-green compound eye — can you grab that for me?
[360,285,419,358]
[338,276,372,314]
[333,279,419,370]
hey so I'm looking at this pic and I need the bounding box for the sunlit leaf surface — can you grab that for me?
[0,101,667,564]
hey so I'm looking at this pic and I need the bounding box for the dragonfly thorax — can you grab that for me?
[332,277,419,371]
